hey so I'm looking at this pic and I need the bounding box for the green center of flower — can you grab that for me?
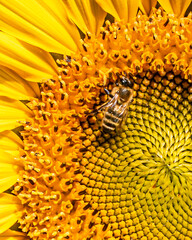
[81,73,192,239]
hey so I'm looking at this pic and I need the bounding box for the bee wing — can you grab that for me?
[120,94,134,121]
[90,93,119,115]
[117,102,130,130]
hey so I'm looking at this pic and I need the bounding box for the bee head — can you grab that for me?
[119,76,134,88]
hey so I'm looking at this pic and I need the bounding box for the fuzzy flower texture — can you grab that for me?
[1,0,192,240]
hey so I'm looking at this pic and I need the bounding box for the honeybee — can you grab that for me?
[95,76,134,132]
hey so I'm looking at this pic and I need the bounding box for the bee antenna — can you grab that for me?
[116,72,121,78]
[128,72,134,79]
[123,71,127,76]
[104,88,114,98]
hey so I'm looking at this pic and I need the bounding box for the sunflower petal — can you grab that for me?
[0,97,32,132]
[0,193,22,235]
[158,0,191,17]
[0,151,20,193]
[0,0,81,54]
[0,130,23,156]
[0,229,26,240]
[139,0,157,15]
[0,32,57,82]
[0,66,40,100]
[63,0,106,35]
[95,0,139,22]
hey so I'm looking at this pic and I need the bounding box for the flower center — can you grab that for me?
[14,8,192,240]
[81,73,192,239]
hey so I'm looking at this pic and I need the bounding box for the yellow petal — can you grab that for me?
[63,0,106,35]
[139,0,157,15]
[95,0,139,22]
[0,0,81,54]
[0,32,57,82]
[0,151,20,193]
[0,66,40,100]
[0,97,32,132]
[0,229,26,240]
[0,193,22,235]
[158,0,191,17]
[0,130,23,156]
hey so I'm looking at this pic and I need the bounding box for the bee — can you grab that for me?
[95,76,134,132]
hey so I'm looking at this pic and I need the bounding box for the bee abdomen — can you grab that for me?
[102,111,121,132]
[102,121,115,132]
[103,125,114,132]
[105,111,121,123]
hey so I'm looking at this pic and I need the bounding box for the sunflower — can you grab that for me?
[0,0,192,239]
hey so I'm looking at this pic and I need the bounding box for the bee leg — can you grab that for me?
[104,88,114,98]
[89,91,118,116]
[88,100,109,116]
[92,94,117,115]
[88,109,98,116]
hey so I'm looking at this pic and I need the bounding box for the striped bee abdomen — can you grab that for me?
[102,109,122,132]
